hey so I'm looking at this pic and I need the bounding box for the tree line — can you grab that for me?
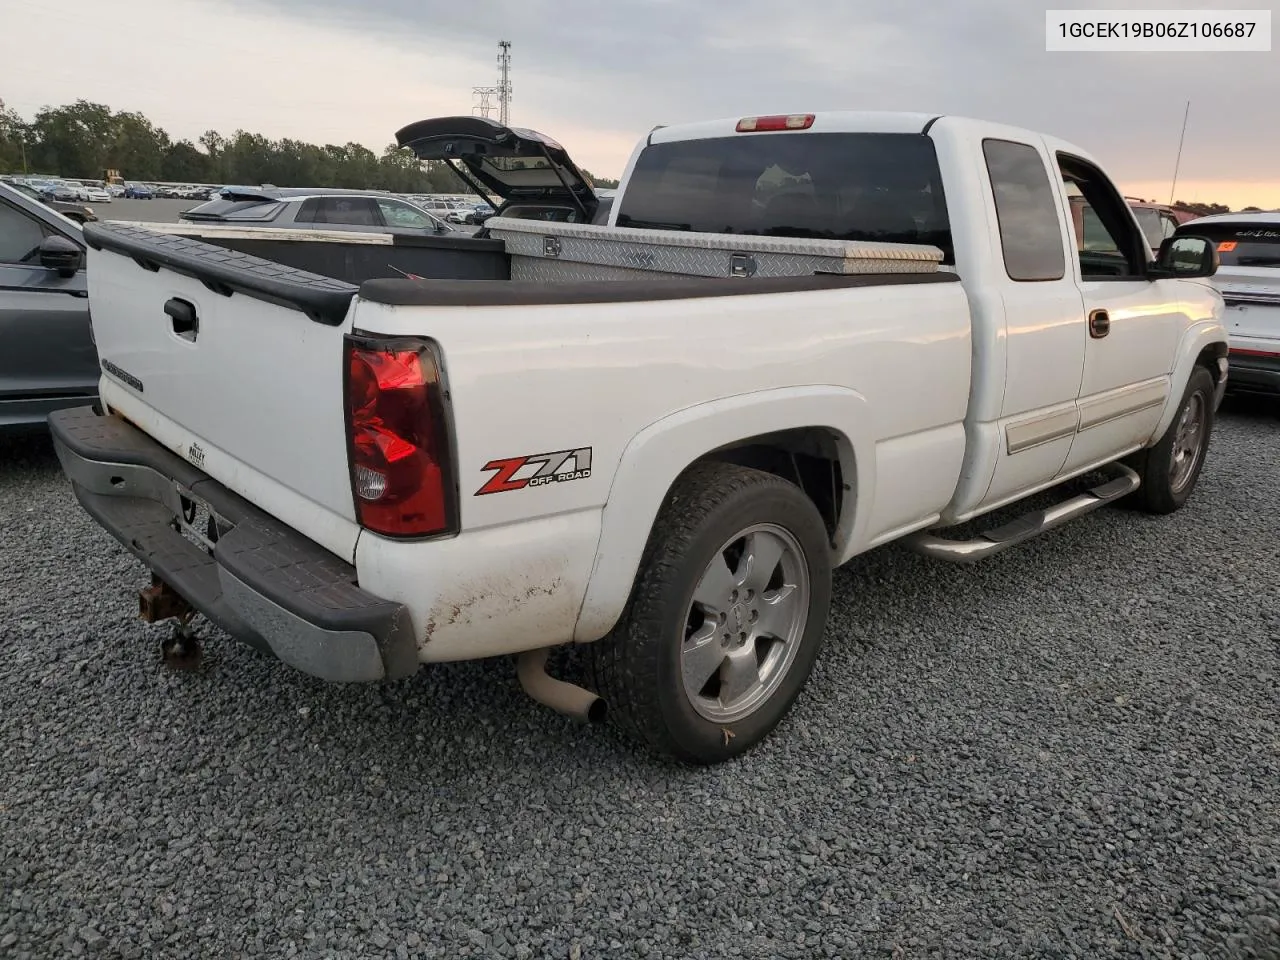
[0,99,620,194]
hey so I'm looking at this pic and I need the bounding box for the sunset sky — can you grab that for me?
[3,0,1276,209]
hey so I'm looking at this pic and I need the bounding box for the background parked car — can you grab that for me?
[123,182,154,199]
[6,182,98,224]
[1176,212,1280,397]
[48,181,84,203]
[1125,199,1184,255]
[0,182,99,430]
[462,202,496,225]
[180,187,456,236]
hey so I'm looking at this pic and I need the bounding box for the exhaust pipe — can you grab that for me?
[516,647,607,724]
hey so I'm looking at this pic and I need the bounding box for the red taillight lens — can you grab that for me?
[736,114,815,132]
[343,336,457,538]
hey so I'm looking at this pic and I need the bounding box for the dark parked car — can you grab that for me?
[180,187,455,236]
[9,182,98,224]
[123,182,154,199]
[0,183,99,429]
[462,202,496,225]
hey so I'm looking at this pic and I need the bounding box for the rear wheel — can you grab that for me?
[588,461,833,764]
[1127,366,1216,514]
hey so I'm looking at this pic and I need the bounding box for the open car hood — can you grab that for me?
[394,116,598,221]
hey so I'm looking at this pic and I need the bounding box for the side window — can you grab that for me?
[1057,154,1145,278]
[296,198,321,223]
[313,197,379,226]
[1160,212,1179,240]
[0,201,48,263]
[1079,204,1121,254]
[982,139,1066,281]
[376,199,433,229]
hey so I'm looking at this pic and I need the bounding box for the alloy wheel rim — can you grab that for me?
[679,523,810,724]
[1169,391,1206,494]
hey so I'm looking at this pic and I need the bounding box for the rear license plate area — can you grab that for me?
[172,485,223,554]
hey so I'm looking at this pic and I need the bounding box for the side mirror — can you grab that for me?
[39,234,84,277]
[1151,235,1218,279]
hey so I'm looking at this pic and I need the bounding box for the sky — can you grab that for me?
[2,0,1276,208]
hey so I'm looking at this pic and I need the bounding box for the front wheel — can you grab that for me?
[588,461,833,764]
[1126,365,1216,514]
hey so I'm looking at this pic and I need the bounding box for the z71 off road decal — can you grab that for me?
[475,447,592,496]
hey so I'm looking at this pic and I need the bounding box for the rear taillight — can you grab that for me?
[343,335,457,538]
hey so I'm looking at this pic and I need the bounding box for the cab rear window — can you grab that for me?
[1177,222,1280,267]
[615,132,953,262]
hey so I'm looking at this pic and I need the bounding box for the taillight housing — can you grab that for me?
[343,335,457,538]
[736,114,815,132]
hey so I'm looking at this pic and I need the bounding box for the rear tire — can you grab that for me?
[588,461,833,764]
[1127,366,1216,514]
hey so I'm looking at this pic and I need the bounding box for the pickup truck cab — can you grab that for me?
[51,111,1227,764]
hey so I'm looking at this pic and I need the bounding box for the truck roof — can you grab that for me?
[645,111,1087,155]
[647,111,940,144]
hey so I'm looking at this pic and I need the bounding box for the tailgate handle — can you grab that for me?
[164,298,199,341]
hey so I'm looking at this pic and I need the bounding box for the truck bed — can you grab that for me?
[109,216,946,288]
[105,220,510,286]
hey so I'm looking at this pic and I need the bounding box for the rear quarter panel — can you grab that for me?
[351,280,972,660]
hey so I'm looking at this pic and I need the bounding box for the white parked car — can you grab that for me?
[1176,212,1280,396]
[51,110,1227,764]
[82,185,112,203]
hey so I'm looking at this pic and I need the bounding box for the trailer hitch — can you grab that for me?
[138,577,204,670]
[139,576,192,623]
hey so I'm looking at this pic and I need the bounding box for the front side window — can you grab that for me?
[376,199,433,229]
[0,201,47,263]
[982,139,1066,282]
[1058,154,1146,278]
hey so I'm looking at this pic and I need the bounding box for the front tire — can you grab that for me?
[1127,365,1216,514]
[588,461,833,764]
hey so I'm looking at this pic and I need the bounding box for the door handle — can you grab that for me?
[1088,308,1111,339]
[164,297,198,341]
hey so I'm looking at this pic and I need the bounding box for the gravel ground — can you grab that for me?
[1,400,1278,959]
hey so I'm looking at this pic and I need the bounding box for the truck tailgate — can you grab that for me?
[83,222,363,561]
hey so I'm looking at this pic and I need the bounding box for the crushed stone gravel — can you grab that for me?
[1,399,1278,959]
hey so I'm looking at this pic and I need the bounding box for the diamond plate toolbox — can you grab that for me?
[486,217,945,281]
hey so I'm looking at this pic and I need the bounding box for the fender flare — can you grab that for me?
[572,385,874,643]
[1150,320,1229,441]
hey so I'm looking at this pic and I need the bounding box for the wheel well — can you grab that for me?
[1196,341,1228,383]
[695,427,849,540]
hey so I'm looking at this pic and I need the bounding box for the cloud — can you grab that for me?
[2,0,1275,205]
[226,0,1276,196]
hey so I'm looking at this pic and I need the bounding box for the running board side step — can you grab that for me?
[903,463,1140,564]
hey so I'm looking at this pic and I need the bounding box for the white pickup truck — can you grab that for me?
[52,111,1228,764]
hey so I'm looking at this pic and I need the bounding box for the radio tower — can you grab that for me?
[472,40,513,123]
[496,40,512,125]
